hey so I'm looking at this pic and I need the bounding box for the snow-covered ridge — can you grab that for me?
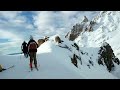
[74,11,120,55]
[73,11,120,78]
[0,34,118,79]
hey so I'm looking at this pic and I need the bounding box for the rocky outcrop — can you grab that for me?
[65,23,84,41]
[65,16,96,41]
[72,43,79,51]
[83,16,88,22]
[55,36,62,44]
[38,39,45,47]
[38,36,49,47]
[71,54,78,68]
[98,42,120,72]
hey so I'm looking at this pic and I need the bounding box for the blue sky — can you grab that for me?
[0,11,99,55]
[0,38,9,43]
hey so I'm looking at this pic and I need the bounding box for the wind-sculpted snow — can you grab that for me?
[0,35,117,79]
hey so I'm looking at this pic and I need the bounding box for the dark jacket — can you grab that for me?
[27,39,38,52]
[21,42,28,53]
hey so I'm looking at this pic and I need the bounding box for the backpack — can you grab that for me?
[28,42,37,50]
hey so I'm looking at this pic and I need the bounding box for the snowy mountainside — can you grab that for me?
[37,35,118,79]
[75,11,120,58]
[73,11,120,77]
[0,35,117,79]
[0,45,84,79]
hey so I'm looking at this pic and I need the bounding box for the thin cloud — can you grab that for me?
[33,11,99,36]
[0,11,35,54]
[0,29,23,54]
[0,11,100,55]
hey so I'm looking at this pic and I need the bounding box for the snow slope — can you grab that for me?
[75,11,120,56]
[0,35,117,79]
[0,39,84,79]
[74,11,120,78]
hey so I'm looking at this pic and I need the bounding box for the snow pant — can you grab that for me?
[29,52,37,69]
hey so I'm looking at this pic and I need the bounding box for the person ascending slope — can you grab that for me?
[27,35,39,71]
[21,41,28,58]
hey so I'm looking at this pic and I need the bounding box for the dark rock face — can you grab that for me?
[71,54,78,68]
[83,16,88,22]
[72,43,79,51]
[65,16,95,41]
[65,23,83,41]
[98,42,120,72]
[55,36,63,43]
[69,33,79,41]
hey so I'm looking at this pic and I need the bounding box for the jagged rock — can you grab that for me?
[65,23,84,41]
[65,32,69,38]
[83,16,88,22]
[90,21,96,26]
[55,36,63,44]
[113,58,120,65]
[75,54,82,65]
[80,50,84,55]
[37,36,50,47]
[44,36,49,41]
[72,43,79,51]
[65,16,95,41]
[58,44,72,52]
[87,25,93,32]
[71,54,78,68]
[38,39,45,47]
[89,60,94,66]
[69,33,79,41]
[98,42,120,72]
[87,64,90,69]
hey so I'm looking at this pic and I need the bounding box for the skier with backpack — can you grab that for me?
[21,41,28,58]
[27,35,39,71]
